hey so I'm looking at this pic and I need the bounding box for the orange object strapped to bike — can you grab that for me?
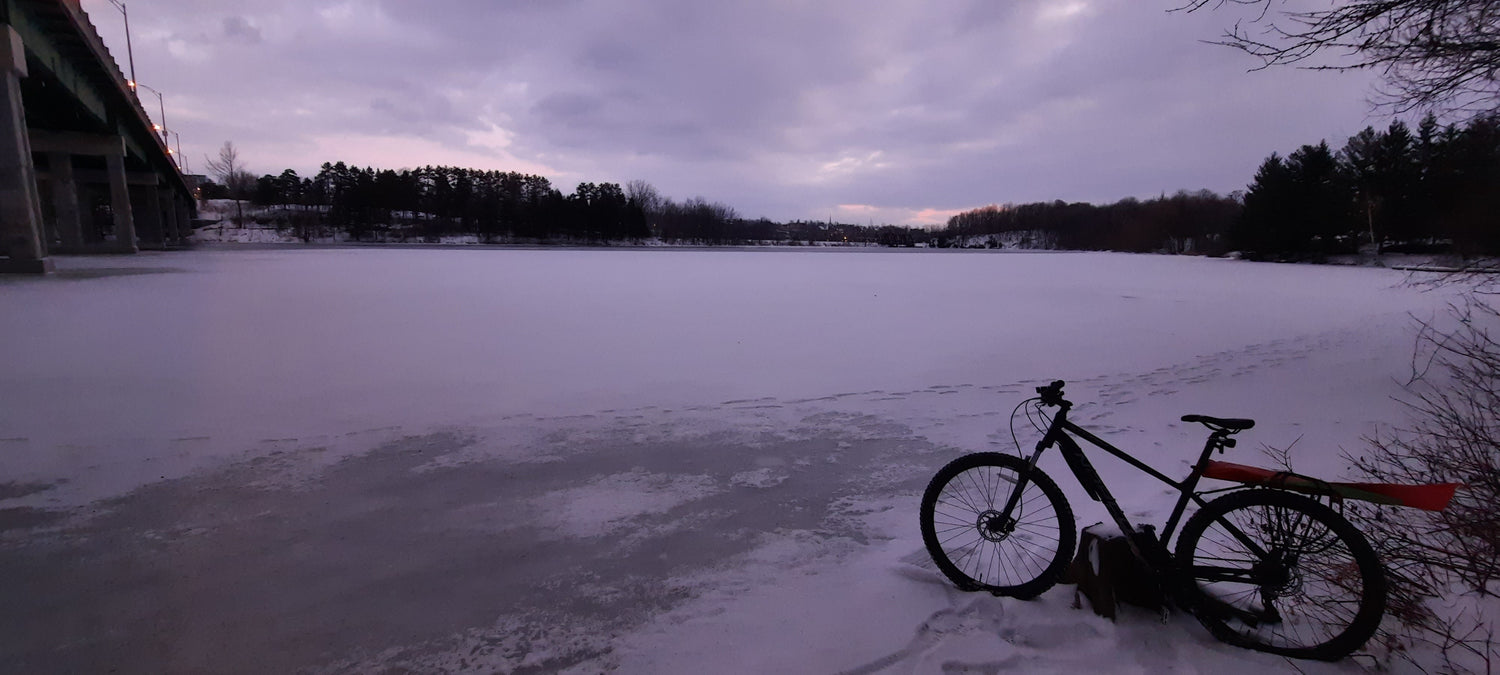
[1201,460,1460,512]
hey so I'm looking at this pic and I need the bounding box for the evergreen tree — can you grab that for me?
[1286,141,1356,254]
[1234,153,1296,255]
[1340,122,1419,249]
[1443,117,1500,254]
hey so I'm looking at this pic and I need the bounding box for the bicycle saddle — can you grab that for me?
[1181,414,1255,431]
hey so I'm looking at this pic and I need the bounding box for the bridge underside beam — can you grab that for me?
[37,167,160,185]
[29,128,124,156]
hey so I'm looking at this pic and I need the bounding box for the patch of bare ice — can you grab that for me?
[729,467,788,488]
[538,469,720,537]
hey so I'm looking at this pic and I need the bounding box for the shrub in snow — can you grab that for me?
[1351,289,1499,671]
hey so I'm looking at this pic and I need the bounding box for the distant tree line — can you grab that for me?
[939,114,1500,258]
[939,191,1242,254]
[197,162,935,246]
[202,163,649,243]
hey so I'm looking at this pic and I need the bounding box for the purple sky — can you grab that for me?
[79,0,1390,226]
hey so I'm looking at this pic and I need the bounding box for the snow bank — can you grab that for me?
[189,224,307,244]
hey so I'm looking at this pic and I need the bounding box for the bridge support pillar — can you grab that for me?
[104,151,137,253]
[47,152,84,252]
[175,198,191,246]
[0,26,50,273]
[136,181,165,250]
[161,189,178,246]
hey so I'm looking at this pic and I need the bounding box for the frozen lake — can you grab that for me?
[0,248,1457,673]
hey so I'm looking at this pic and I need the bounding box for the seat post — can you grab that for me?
[1194,431,1227,471]
[1161,431,1226,543]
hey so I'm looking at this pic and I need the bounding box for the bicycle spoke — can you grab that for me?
[944,482,985,516]
[938,526,982,549]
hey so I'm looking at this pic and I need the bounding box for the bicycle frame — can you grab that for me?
[996,400,1233,562]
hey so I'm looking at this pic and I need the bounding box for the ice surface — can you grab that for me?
[0,248,1464,673]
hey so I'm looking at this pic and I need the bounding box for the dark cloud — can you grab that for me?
[83,0,1386,223]
[532,93,606,124]
[221,16,262,44]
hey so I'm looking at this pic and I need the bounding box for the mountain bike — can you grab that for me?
[918,380,1387,661]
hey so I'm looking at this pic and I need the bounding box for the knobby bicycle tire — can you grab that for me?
[920,453,1076,599]
[1175,489,1386,661]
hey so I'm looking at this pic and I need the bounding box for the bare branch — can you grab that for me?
[1180,0,1500,118]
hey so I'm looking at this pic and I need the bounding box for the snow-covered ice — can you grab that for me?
[0,248,1465,673]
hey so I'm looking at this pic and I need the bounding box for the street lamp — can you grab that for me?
[103,0,136,89]
[168,130,186,172]
[132,81,167,145]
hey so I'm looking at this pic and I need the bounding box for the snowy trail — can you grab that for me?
[0,249,1458,673]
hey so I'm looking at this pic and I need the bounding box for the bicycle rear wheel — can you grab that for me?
[919,453,1075,599]
[1175,489,1386,661]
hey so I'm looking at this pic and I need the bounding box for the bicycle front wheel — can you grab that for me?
[919,453,1075,599]
[1176,489,1386,661]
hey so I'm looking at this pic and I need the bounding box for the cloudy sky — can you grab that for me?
[79,0,1391,226]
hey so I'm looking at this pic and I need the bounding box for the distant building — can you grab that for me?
[183,174,208,199]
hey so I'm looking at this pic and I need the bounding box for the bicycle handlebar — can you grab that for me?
[1036,380,1067,407]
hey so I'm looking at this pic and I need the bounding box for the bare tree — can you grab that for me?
[625,179,666,238]
[204,141,254,226]
[625,179,663,213]
[1181,0,1500,117]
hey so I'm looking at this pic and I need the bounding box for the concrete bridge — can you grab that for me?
[1,0,194,273]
